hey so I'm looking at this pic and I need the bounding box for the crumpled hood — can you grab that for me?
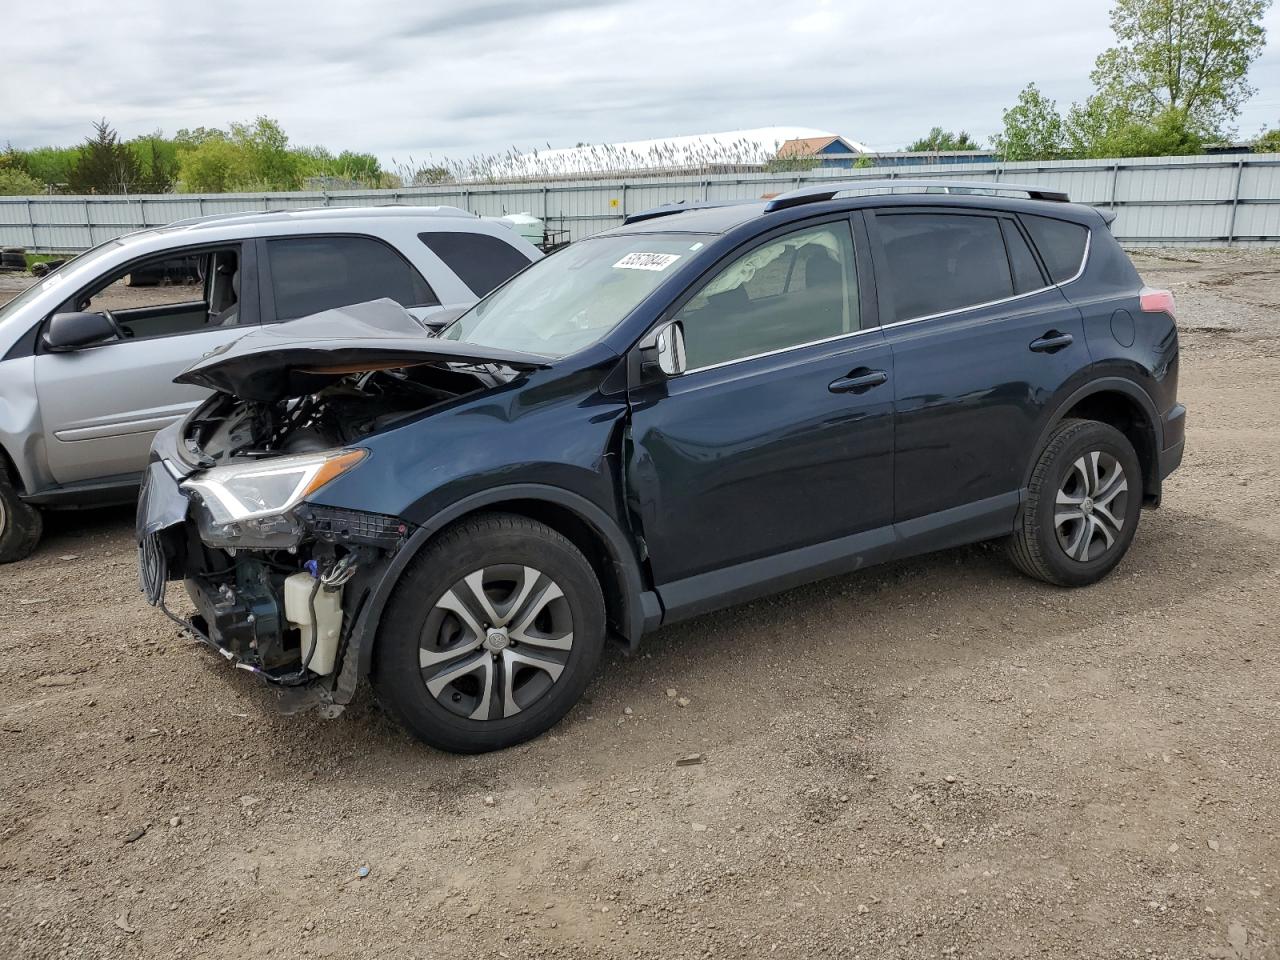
[175,298,551,401]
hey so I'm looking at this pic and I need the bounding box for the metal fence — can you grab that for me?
[2,153,1279,253]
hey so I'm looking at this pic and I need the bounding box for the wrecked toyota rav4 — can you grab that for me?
[139,181,1184,754]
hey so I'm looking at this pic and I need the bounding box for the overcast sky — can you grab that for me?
[3,0,1279,166]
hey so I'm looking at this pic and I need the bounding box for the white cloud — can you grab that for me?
[1,0,1278,164]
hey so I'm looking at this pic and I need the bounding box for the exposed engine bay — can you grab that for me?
[144,360,505,703]
[139,299,555,708]
[184,362,501,465]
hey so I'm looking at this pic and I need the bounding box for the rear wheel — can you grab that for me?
[0,469,43,564]
[1009,419,1142,587]
[373,513,606,753]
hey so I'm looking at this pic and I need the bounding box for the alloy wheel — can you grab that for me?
[419,564,574,721]
[1054,450,1129,562]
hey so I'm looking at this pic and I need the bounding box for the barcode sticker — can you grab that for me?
[613,252,681,271]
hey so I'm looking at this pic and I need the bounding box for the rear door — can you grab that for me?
[33,243,257,485]
[259,234,440,323]
[868,207,1090,527]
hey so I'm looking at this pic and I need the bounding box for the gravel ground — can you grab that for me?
[1,251,1278,959]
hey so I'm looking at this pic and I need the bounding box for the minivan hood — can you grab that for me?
[175,298,551,401]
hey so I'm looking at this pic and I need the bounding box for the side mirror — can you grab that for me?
[43,312,119,352]
[639,321,687,380]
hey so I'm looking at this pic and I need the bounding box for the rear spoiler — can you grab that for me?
[1099,209,1118,228]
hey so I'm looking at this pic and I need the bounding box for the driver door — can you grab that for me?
[627,216,895,609]
[33,244,256,485]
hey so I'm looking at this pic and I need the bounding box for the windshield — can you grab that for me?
[440,233,706,357]
[0,240,123,327]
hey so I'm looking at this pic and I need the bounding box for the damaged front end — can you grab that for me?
[137,299,550,712]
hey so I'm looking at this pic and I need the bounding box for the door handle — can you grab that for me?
[828,368,888,394]
[1029,331,1074,353]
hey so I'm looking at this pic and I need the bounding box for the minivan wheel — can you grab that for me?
[0,470,43,564]
[373,512,606,754]
[1008,419,1142,587]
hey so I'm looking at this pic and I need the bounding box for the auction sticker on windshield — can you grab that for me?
[614,252,681,271]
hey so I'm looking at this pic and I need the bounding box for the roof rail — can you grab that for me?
[763,179,1070,212]
[623,199,749,225]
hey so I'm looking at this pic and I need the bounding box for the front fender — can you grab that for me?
[332,482,656,705]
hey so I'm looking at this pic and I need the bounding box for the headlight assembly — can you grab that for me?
[182,449,366,549]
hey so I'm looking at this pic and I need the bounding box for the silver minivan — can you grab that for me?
[0,206,541,561]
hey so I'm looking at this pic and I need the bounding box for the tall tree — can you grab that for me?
[133,136,177,193]
[992,83,1066,160]
[66,120,142,194]
[1090,0,1270,138]
[904,127,982,152]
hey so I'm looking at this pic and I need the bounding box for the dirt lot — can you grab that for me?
[1,251,1278,959]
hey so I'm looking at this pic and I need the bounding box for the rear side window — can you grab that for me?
[1001,220,1047,293]
[874,213,1013,321]
[1021,215,1088,284]
[266,236,437,321]
[419,231,533,297]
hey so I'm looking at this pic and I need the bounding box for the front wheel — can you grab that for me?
[0,469,42,564]
[373,513,606,753]
[1009,419,1143,587]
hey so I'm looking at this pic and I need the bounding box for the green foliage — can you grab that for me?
[1090,0,1270,139]
[178,137,249,192]
[904,127,982,152]
[998,0,1269,159]
[128,135,178,193]
[174,126,230,148]
[0,167,47,195]
[992,84,1065,161]
[763,155,821,172]
[1255,126,1280,152]
[66,119,142,194]
[21,146,80,187]
[227,117,304,191]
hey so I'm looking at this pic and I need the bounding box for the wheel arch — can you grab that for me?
[342,484,658,700]
[0,439,26,494]
[1027,378,1163,503]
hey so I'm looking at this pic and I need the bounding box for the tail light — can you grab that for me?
[1139,287,1176,317]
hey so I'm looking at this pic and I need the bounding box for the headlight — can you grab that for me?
[182,449,366,549]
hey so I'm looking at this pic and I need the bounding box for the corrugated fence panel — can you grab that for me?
[2,154,1278,251]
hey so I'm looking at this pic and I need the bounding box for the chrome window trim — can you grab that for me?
[673,220,1091,378]
[682,324,881,376]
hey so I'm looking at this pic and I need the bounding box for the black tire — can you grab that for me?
[0,469,43,564]
[372,512,606,753]
[1008,419,1143,587]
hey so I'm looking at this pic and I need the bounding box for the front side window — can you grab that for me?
[441,234,701,357]
[675,222,859,370]
[874,213,1014,321]
[59,245,242,340]
[267,236,437,322]
[419,231,533,297]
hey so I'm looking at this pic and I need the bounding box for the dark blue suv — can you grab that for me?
[138,179,1184,753]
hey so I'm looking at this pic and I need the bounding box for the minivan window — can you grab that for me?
[875,213,1014,321]
[441,234,699,357]
[1022,215,1089,284]
[419,232,533,297]
[675,222,859,370]
[266,236,437,321]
